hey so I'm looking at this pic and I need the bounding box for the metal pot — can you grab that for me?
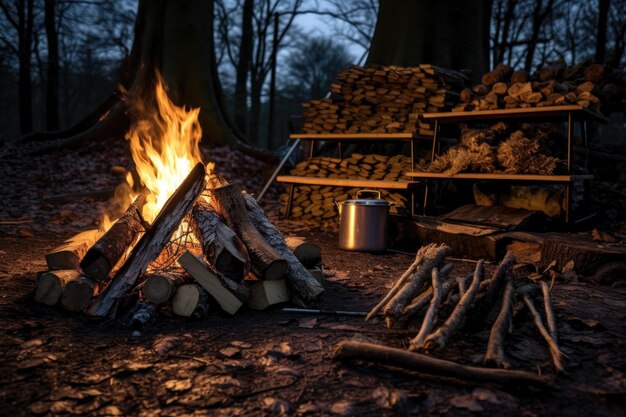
[337,190,391,252]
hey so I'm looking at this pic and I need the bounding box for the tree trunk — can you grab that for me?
[595,0,610,64]
[18,0,34,134]
[233,0,253,135]
[44,0,60,131]
[367,0,491,82]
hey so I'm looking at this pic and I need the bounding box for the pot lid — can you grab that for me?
[342,198,389,206]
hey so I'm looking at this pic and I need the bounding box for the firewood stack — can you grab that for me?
[280,153,413,222]
[36,164,325,320]
[454,61,625,113]
[302,64,468,136]
[366,244,564,373]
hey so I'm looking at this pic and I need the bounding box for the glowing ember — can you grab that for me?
[126,71,204,223]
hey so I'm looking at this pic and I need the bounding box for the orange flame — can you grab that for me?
[126,72,204,223]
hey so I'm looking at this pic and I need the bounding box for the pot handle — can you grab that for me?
[355,189,382,200]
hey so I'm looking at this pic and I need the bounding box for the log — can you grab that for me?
[422,260,484,351]
[409,268,444,350]
[80,190,150,281]
[484,279,514,368]
[284,236,322,268]
[45,229,102,271]
[333,341,551,388]
[34,270,80,306]
[189,198,250,281]
[209,182,287,281]
[87,163,206,317]
[142,272,190,305]
[243,193,324,304]
[245,278,290,310]
[172,284,211,318]
[60,276,98,312]
[384,244,451,327]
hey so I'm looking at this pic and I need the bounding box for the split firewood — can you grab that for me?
[189,197,250,281]
[87,163,206,317]
[172,284,211,318]
[333,341,551,388]
[242,192,324,304]
[61,276,98,312]
[34,270,81,306]
[80,190,150,281]
[208,182,287,281]
[246,278,290,310]
[384,244,451,328]
[484,279,515,368]
[365,247,435,320]
[521,285,564,372]
[45,229,102,271]
[284,236,322,268]
[422,260,484,351]
[142,272,190,305]
[409,268,444,350]
[540,281,557,342]
[130,301,157,329]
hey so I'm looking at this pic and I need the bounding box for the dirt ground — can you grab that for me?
[1,141,626,416]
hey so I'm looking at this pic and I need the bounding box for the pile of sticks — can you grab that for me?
[279,154,413,220]
[454,62,611,112]
[366,244,563,372]
[302,64,467,135]
[35,164,324,319]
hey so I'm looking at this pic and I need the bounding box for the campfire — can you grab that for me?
[35,73,323,319]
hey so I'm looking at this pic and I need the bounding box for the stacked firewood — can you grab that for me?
[302,64,467,135]
[454,61,626,112]
[365,244,563,372]
[280,154,413,221]
[35,164,324,320]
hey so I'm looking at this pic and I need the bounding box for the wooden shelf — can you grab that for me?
[422,105,608,124]
[276,175,422,189]
[289,133,431,140]
[405,172,593,182]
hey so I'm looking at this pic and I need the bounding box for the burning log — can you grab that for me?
[208,182,287,281]
[243,193,325,304]
[172,284,211,318]
[384,244,451,328]
[34,270,81,306]
[284,236,322,268]
[87,163,206,317]
[80,190,150,281]
[333,341,551,388]
[142,272,190,305]
[60,276,98,312]
[421,260,484,351]
[189,198,250,281]
[45,229,102,271]
[484,279,515,368]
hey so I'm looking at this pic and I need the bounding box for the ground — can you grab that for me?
[1,140,625,416]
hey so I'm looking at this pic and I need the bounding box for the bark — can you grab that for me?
[189,197,250,281]
[522,290,564,372]
[333,341,551,388]
[87,163,206,317]
[409,268,444,350]
[80,190,150,282]
[208,182,287,281]
[142,272,191,304]
[44,0,60,130]
[34,270,80,306]
[540,281,557,342]
[484,279,514,368]
[367,0,491,82]
[243,192,324,304]
[284,236,322,269]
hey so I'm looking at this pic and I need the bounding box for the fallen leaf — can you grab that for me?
[330,400,358,416]
[153,336,182,356]
[230,341,253,349]
[450,394,484,412]
[18,229,34,238]
[164,379,192,392]
[297,402,322,415]
[303,338,323,352]
[27,401,50,415]
[263,397,292,415]
[298,318,318,329]
[97,405,123,416]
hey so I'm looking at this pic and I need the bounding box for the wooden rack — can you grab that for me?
[406,105,608,223]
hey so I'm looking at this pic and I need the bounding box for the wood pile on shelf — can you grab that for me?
[455,61,625,113]
[279,154,414,222]
[302,64,468,136]
[34,165,325,323]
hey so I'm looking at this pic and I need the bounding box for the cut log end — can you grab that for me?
[34,270,80,306]
[61,276,98,312]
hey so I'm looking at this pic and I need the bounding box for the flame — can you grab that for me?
[126,72,204,223]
